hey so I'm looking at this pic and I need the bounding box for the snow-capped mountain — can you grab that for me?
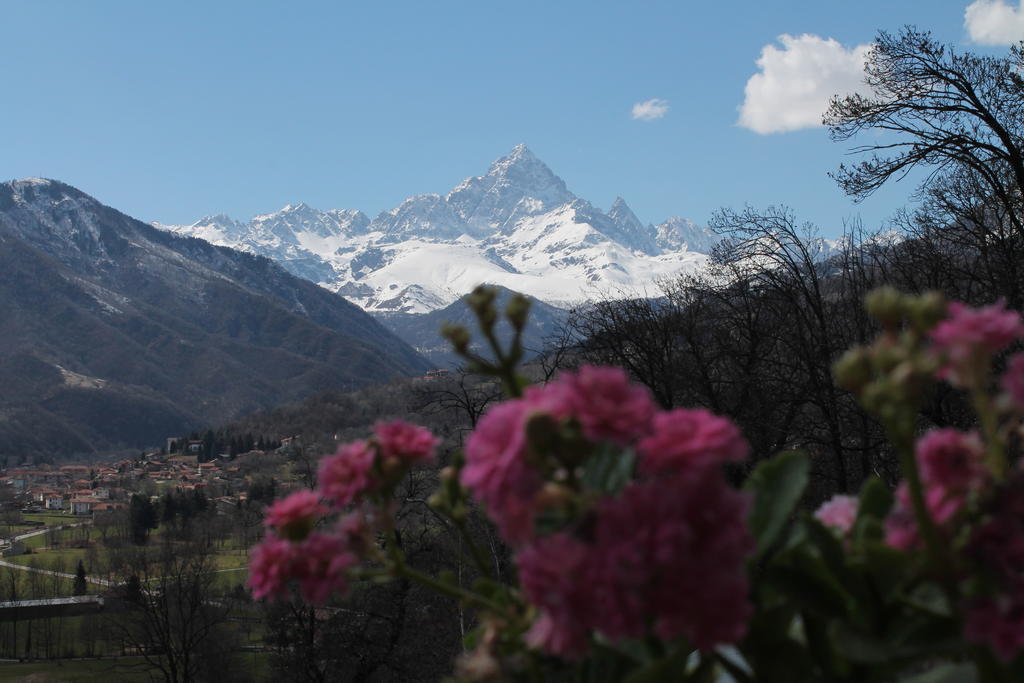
[158,145,720,314]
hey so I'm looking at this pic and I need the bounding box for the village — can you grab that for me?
[0,434,306,565]
[0,439,299,516]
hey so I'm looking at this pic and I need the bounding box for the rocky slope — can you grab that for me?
[0,179,430,459]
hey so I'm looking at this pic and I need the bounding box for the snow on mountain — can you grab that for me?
[654,216,722,255]
[157,146,717,314]
[447,143,575,236]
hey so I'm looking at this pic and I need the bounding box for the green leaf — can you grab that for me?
[581,443,635,495]
[470,577,506,600]
[766,547,854,620]
[897,663,978,683]
[744,450,810,557]
[586,641,647,683]
[804,516,872,613]
[857,476,893,522]
[852,541,911,598]
[803,516,846,576]
[621,644,691,683]
[830,622,895,664]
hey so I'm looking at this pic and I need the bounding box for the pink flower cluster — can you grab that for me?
[814,494,859,535]
[638,408,748,474]
[318,440,376,508]
[884,429,986,550]
[930,300,1024,385]
[249,419,437,603]
[897,299,1024,660]
[374,420,441,463]
[561,365,657,444]
[462,365,753,656]
[318,421,439,508]
[249,532,356,603]
[1001,353,1024,409]
[264,490,327,540]
[461,366,654,544]
[518,472,752,657]
[964,477,1024,660]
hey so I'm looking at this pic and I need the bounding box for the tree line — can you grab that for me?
[560,27,1024,503]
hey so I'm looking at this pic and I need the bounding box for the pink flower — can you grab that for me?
[916,429,986,492]
[289,532,356,604]
[931,300,1024,385]
[884,482,965,551]
[972,514,1024,583]
[264,490,327,540]
[373,420,440,464]
[637,408,748,476]
[318,440,376,508]
[525,613,590,661]
[462,400,544,544]
[337,510,373,558]
[518,533,594,658]
[1001,353,1024,408]
[884,430,988,552]
[560,365,656,444]
[591,472,753,650]
[883,494,919,551]
[964,589,1024,661]
[963,475,1024,660]
[461,384,573,544]
[516,470,754,655]
[814,495,859,535]
[248,535,294,601]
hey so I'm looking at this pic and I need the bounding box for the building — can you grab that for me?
[70,497,101,515]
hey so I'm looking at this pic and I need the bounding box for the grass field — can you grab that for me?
[0,657,153,682]
[0,652,272,681]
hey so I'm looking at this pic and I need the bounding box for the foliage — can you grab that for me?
[73,559,87,596]
[128,493,157,545]
[244,284,1024,680]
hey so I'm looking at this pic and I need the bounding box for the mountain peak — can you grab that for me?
[1,179,95,217]
[4,178,85,201]
[194,213,239,226]
[12,177,57,187]
[608,197,637,220]
[446,145,575,235]
[507,143,536,162]
[488,144,551,178]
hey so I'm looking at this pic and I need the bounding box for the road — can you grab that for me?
[0,559,113,587]
[0,521,91,547]
[0,520,110,586]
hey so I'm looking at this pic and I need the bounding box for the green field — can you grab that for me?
[0,651,272,681]
[0,657,153,682]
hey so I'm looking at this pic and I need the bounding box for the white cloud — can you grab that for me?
[631,98,670,121]
[738,34,873,135]
[965,0,1024,45]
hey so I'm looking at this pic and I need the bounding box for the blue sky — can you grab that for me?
[1,1,1018,237]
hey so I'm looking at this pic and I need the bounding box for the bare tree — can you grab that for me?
[105,537,232,683]
[827,26,1024,307]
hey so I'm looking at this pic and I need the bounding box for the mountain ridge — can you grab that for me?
[158,146,720,314]
[0,178,430,459]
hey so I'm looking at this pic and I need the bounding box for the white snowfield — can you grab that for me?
[156,145,719,314]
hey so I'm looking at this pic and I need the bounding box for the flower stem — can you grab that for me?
[397,563,509,614]
[972,387,1007,481]
[891,424,960,604]
[383,526,510,614]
